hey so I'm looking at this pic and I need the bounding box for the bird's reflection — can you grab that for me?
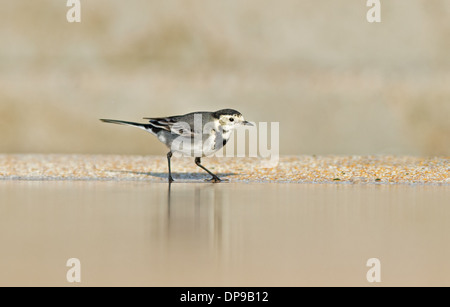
[162,182,226,258]
[167,182,172,218]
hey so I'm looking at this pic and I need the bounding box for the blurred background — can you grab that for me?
[0,0,449,156]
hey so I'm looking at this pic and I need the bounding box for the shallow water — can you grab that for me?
[0,181,449,286]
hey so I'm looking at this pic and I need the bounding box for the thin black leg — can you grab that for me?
[167,151,174,183]
[195,157,221,183]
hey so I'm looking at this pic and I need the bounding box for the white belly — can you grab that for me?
[165,131,230,157]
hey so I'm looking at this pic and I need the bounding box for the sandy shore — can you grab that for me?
[0,154,448,184]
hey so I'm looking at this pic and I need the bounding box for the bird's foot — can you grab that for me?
[205,176,227,183]
[168,176,174,183]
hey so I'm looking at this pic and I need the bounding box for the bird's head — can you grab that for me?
[213,109,253,130]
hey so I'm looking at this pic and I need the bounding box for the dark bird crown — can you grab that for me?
[213,109,242,119]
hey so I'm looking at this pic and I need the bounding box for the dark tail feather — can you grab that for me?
[100,119,161,134]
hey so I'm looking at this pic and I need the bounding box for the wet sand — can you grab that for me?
[0,155,449,286]
[0,154,448,184]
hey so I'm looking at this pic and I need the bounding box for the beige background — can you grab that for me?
[0,0,449,156]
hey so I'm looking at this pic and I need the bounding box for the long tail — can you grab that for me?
[100,119,161,135]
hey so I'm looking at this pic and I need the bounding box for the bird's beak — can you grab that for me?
[242,120,254,126]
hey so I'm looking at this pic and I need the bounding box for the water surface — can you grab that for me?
[0,181,449,286]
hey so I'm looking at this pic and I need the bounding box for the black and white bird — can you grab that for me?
[100,109,253,183]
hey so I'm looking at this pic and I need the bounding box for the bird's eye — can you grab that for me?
[229,118,234,122]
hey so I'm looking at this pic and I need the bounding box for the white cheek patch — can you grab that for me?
[219,118,227,126]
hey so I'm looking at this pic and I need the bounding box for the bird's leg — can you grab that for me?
[195,157,222,183]
[167,151,174,183]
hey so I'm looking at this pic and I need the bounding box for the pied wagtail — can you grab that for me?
[100,109,253,183]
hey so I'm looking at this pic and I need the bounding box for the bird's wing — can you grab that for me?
[143,117,194,137]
